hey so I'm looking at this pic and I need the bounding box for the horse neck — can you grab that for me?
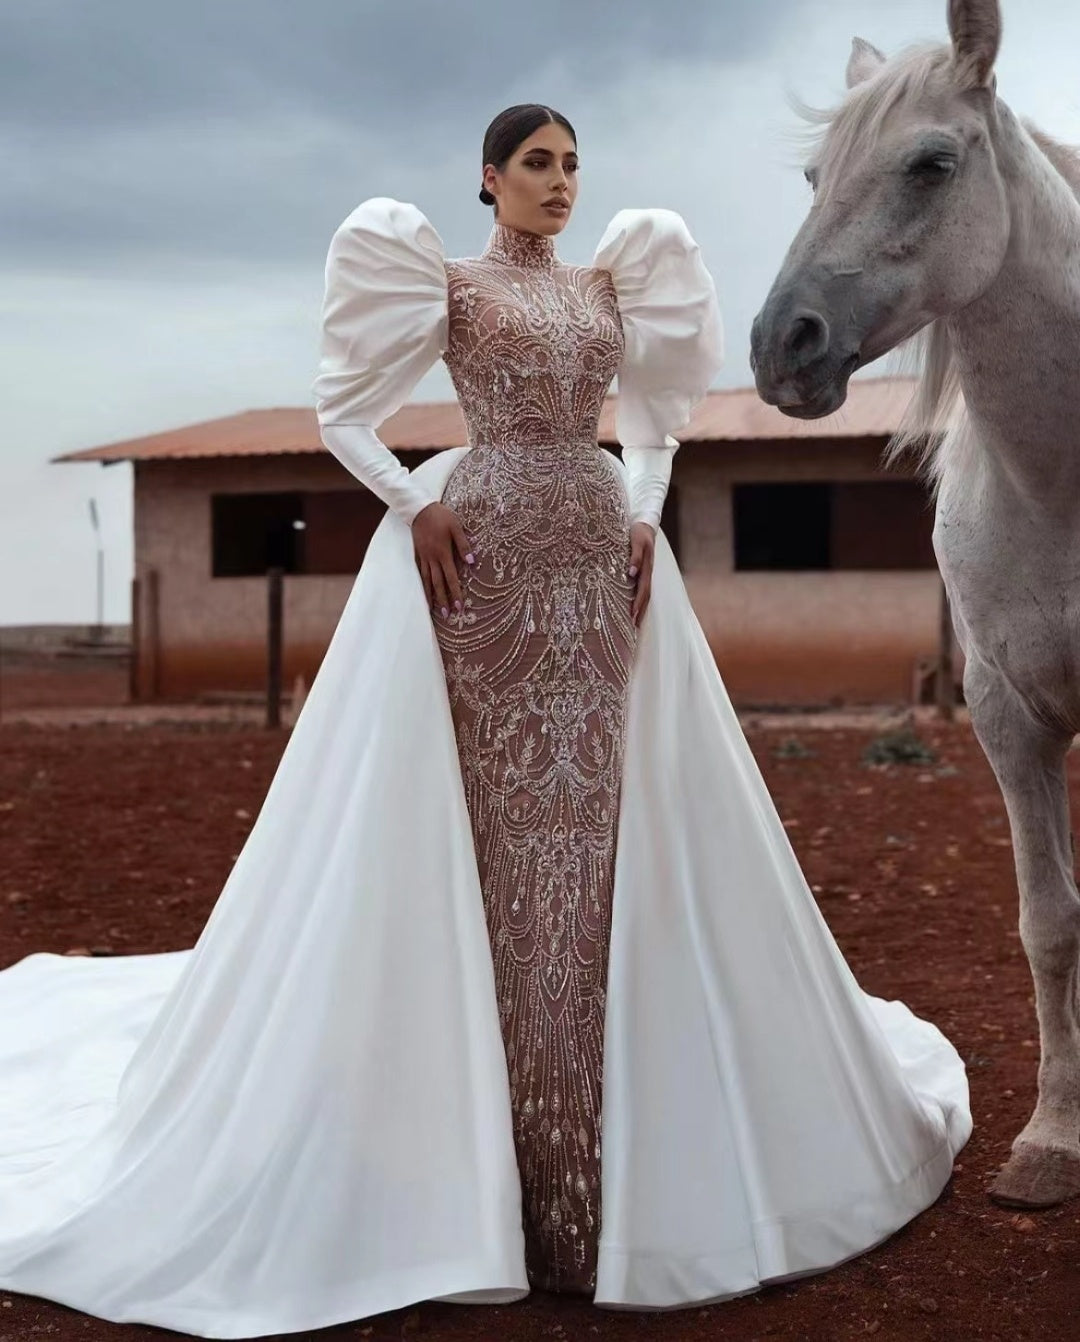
[946,113,1080,499]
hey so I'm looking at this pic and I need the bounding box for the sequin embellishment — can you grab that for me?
[434,223,635,1293]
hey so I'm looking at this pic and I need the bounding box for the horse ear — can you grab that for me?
[846,37,886,89]
[947,0,1001,89]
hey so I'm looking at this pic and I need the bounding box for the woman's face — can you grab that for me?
[483,123,579,236]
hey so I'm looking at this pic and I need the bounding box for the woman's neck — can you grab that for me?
[482,220,557,270]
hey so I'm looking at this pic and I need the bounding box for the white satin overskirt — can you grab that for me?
[0,448,971,1337]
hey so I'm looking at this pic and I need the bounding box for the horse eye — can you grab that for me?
[908,154,957,178]
[804,167,819,192]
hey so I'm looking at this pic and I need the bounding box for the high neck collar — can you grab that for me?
[483,221,557,271]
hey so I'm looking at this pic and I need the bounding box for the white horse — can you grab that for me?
[751,0,1080,1210]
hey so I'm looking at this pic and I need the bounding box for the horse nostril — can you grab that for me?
[783,311,830,370]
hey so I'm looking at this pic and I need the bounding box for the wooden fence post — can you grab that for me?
[266,567,284,729]
[146,569,161,701]
[130,576,142,702]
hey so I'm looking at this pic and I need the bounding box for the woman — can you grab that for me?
[316,103,725,1295]
[0,105,970,1337]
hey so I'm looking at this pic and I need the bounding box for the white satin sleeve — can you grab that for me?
[593,209,723,530]
[313,197,449,525]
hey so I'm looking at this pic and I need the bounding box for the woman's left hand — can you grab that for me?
[628,521,656,628]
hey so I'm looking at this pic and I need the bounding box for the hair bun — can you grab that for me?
[478,186,495,206]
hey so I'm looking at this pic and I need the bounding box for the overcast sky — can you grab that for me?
[4,0,1080,625]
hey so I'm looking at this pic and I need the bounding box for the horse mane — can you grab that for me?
[892,123,1080,485]
[1025,126,1080,199]
[797,45,954,185]
[798,44,1080,487]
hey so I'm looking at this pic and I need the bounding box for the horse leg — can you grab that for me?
[965,660,1080,1207]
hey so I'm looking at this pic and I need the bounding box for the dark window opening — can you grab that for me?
[733,481,935,572]
[212,492,303,577]
[734,483,830,571]
[300,490,387,574]
[212,489,388,578]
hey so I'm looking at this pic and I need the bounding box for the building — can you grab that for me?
[59,377,949,706]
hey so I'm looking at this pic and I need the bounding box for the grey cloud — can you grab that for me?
[2,1,805,129]
[2,0,807,270]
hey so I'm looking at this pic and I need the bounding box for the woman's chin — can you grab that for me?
[535,208,571,234]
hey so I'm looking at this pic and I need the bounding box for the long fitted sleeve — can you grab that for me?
[313,197,449,524]
[593,209,724,530]
[318,424,437,526]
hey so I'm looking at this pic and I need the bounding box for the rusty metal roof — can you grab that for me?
[677,375,919,442]
[56,377,918,464]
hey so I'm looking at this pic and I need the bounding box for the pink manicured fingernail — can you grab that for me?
[628,565,638,578]
[440,606,448,618]
[465,553,475,565]
[454,599,462,611]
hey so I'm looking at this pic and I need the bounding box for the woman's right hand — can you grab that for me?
[411,502,475,618]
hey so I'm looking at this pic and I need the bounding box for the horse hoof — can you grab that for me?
[989,1142,1080,1209]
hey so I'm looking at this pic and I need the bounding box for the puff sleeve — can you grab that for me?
[312,198,449,524]
[593,209,723,530]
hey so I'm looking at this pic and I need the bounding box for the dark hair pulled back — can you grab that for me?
[479,103,577,207]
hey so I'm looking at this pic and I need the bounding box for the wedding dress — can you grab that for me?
[0,198,971,1338]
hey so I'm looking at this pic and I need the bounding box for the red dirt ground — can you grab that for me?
[1,715,1078,1341]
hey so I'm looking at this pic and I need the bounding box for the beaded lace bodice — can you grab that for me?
[443,223,624,450]
[433,221,635,1293]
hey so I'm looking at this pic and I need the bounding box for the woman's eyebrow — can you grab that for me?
[521,147,578,161]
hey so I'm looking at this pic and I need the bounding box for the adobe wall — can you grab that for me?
[133,439,948,707]
[133,456,389,699]
[674,439,947,705]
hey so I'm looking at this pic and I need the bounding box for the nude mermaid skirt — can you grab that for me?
[434,441,636,1293]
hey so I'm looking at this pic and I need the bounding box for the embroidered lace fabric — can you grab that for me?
[434,223,635,1293]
